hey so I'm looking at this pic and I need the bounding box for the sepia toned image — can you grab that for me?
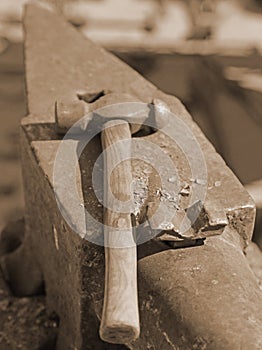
[0,0,262,349]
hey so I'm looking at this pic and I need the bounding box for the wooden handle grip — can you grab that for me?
[99,120,139,344]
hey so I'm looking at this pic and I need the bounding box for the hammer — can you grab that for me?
[55,93,165,344]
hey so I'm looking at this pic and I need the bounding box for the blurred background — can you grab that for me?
[0,0,262,246]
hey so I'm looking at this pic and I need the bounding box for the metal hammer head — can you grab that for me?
[55,92,158,135]
[55,92,170,135]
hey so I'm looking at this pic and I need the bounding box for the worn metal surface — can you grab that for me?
[55,92,150,135]
[23,4,255,245]
[2,4,262,350]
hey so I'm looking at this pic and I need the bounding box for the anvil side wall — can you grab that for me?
[20,127,83,349]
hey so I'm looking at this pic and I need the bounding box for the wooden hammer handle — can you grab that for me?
[100,120,139,344]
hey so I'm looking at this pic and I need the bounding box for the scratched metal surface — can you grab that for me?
[22,4,255,247]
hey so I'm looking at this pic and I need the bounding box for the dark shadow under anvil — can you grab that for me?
[1,4,262,350]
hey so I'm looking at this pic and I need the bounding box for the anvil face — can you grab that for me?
[50,93,229,248]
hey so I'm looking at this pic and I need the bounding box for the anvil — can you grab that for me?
[1,4,262,350]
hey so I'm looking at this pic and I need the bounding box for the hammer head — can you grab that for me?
[55,92,154,135]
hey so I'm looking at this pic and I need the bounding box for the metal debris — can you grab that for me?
[168,176,176,183]
[132,177,148,216]
[191,178,207,186]
[159,222,174,230]
[142,168,152,175]
[159,189,179,209]
[179,183,190,196]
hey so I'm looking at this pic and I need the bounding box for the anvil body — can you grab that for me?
[3,4,262,350]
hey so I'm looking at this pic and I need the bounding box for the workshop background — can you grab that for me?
[0,0,262,348]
